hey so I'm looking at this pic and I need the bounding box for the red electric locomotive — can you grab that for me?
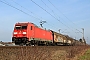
[12,22,53,45]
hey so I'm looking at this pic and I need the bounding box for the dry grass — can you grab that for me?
[0,46,89,60]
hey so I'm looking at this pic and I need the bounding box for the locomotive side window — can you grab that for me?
[31,26,33,30]
[22,26,27,29]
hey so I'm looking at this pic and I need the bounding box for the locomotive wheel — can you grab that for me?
[46,42,49,46]
[20,43,24,46]
[26,42,31,46]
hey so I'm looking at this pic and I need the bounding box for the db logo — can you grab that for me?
[19,31,21,34]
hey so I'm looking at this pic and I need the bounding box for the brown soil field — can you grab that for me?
[0,46,90,60]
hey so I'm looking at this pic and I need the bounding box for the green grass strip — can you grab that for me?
[78,49,90,60]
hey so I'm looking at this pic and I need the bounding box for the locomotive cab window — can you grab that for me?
[22,26,27,29]
[15,26,21,29]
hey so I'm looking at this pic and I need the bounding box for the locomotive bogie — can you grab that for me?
[12,37,28,45]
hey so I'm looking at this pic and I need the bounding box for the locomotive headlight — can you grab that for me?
[23,32,26,34]
[14,32,17,34]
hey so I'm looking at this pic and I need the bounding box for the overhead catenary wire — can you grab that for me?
[0,0,58,30]
[3,0,75,33]
[41,0,77,33]
[48,0,83,34]
[10,0,58,29]
[42,0,82,34]
[41,0,58,19]
[11,0,74,33]
[31,0,75,32]
[10,0,43,20]
[0,0,43,21]
[31,0,59,21]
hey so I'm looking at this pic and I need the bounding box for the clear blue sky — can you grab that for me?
[0,0,90,44]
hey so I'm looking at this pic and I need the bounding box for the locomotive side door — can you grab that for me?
[29,26,34,40]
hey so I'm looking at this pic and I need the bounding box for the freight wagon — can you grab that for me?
[51,31,73,46]
[12,22,86,46]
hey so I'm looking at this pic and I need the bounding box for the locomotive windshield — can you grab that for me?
[22,26,27,29]
[15,26,21,29]
[15,26,27,29]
